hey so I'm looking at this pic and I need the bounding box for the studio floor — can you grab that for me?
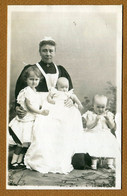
[8,145,115,188]
[8,167,115,188]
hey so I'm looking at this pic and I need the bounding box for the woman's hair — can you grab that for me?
[22,64,43,82]
[39,40,56,52]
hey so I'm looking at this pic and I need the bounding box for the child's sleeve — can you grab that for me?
[16,89,26,107]
[24,87,38,107]
[68,89,74,97]
[82,111,96,122]
[15,65,31,106]
[82,111,90,128]
[82,111,89,121]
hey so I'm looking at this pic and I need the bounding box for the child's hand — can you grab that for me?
[41,110,49,116]
[104,112,111,121]
[96,115,101,121]
[104,115,110,121]
[104,112,115,129]
[47,95,55,104]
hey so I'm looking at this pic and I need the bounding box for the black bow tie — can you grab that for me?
[41,61,54,67]
[39,60,56,73]
[46,63,53,67]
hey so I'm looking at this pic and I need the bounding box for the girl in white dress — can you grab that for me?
[24,78,83,174]
[79,94,120,170]
[9,65,49,169]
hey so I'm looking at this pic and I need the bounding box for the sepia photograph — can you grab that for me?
[7,5,122,189]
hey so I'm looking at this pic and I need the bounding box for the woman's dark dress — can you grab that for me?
[15,60,73,102]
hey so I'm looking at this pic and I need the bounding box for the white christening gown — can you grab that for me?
[24,91,83,174]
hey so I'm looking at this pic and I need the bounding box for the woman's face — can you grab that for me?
[39,44,56,63]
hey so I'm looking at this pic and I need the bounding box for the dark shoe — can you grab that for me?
[18,162,26,169]
[10,162,19,169]
[107,164,115,171]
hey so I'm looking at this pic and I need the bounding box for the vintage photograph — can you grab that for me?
[7,5,122,189]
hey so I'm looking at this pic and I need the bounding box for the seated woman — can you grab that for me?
[10,37,74,164]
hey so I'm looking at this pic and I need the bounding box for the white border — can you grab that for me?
[6,5,122,190]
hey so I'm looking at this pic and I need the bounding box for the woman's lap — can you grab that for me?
[24,107,83,173]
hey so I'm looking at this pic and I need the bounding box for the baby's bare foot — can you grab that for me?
[42,110,49,116]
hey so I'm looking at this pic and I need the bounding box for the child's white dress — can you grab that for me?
[77,110,120,158]
[24,90,83,174]
[9,86,42,144]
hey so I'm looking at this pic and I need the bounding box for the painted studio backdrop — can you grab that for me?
[7,5,122,189]
[9,6,121,110]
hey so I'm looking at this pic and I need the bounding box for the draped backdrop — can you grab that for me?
[8,6,121,105]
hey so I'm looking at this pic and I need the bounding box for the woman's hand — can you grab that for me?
[48,99,55,105]
[16,106,27,119]
[64,98,73,108]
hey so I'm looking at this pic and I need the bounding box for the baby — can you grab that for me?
[47,77,83,111]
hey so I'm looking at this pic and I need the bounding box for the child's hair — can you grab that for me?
[22,64,43,82]
[92,94,108,106]
[56,77,69,89]
[57,77,69,85]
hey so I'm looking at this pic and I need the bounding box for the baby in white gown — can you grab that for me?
[47,77,83,109]
[46,77,83,120]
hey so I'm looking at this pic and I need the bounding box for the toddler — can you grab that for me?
[9,65,49,169]
[81,94,120,170]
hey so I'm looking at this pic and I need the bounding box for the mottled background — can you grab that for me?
[9,6,119,104]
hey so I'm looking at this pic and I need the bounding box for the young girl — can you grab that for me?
[79,94,120,170]
[24,78,84,174]
[9,65,49,169]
